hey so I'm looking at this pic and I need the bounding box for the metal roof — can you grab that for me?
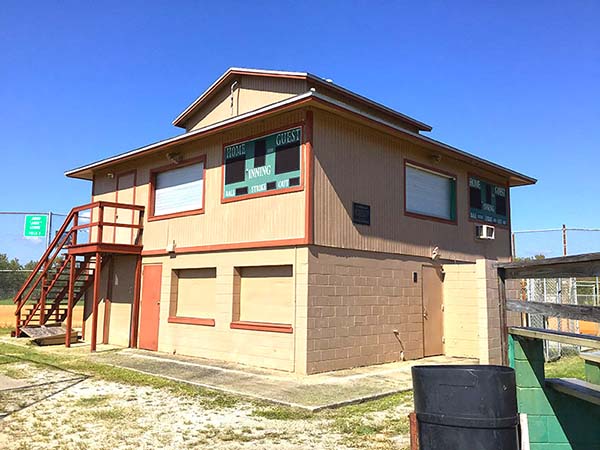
[171,67,433,132]
[65,90,536,187]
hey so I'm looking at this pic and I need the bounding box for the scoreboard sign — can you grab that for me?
[223,127,303,200]
[468,176,508,226]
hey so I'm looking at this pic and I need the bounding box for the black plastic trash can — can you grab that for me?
[412,365,519,450]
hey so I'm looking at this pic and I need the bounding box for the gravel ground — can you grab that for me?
[0,360,412,450]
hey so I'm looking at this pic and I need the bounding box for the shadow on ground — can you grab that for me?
[0,354,86,418]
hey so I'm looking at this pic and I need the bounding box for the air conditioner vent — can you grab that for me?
[476,224,495,240]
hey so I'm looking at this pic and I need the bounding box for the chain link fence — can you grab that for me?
[513,226,600,259]
[524,278,579,360]
[0,270,34,301]
[514,226,600,360]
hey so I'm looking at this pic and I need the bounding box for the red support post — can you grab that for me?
[15,301,20,336]
[90,252,101,352]
[409,412,419,450]
[129,255,142,348]
[65,255,76,347]
[97,205,104,244]
[39,259,48,325]
[72,213,79,246]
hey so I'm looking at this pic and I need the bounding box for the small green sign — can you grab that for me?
[24,215,48,237]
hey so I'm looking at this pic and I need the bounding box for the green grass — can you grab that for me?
[252,390,413,448]
[74,395,112,408]
[0,327,13,336]
[0,365,27,379]
[88,406,139,422]
[545,355,586,380]
[0,298,14,305]
[0,341,240,408]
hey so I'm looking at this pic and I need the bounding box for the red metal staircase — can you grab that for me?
[13,201,144,346]
[18,255,108,330]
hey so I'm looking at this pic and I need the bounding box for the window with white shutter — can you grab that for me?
[405,162,456,222]
[152,159,205,218]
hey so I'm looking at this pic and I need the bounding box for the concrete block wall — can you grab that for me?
[140,247,308,373]
[510,335,600,449]
[442,258,514,364]
[306,246,426,374]
[477,259,503,364]
[442,263,479,358]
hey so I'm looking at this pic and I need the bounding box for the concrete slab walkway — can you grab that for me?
[92,349,477,410]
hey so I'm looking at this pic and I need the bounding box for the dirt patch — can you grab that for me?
[0,305,84,328]
[0,342,414,450]
[0,376,410,449]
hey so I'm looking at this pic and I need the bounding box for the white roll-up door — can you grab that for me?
[154,162,204,216]
[405,164,455,220]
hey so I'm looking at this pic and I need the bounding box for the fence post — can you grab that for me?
[511,233,516,259]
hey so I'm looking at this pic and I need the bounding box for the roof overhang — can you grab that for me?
[66,91,536,187]
[171,67,433,132]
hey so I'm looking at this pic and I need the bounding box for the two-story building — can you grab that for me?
[16,68,535,374]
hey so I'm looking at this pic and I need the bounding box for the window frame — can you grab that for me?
[403,159,458,225]
[467,172,511,229]
[220,123,305,204]
[148,155,207,221]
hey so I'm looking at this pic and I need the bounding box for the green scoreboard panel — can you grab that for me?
[223,126,302,200]
[468,176,508,226]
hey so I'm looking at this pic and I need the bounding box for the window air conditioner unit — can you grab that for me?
[476,224,495,240]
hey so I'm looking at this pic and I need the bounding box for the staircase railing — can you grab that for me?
[19,255,97,329]
[13,201,144,333]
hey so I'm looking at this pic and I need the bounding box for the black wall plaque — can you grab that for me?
[352,202,371,226]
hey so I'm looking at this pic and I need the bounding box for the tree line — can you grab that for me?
[0,253,37,300]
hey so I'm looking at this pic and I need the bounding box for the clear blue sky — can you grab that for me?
[1,1,598,262]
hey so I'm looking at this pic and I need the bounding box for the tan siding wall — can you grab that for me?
[187,76,306,131]
[143,247,308,372]
[92,110,307,253]
[107,255,136,347]
[307,246,427,374]
[184,75,422,134]
[312,110,512,262]
[83,255,135,347]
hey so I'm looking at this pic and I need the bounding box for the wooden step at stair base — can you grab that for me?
[20,325,79,346]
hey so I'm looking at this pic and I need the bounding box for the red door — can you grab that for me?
[138,264,162,351]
